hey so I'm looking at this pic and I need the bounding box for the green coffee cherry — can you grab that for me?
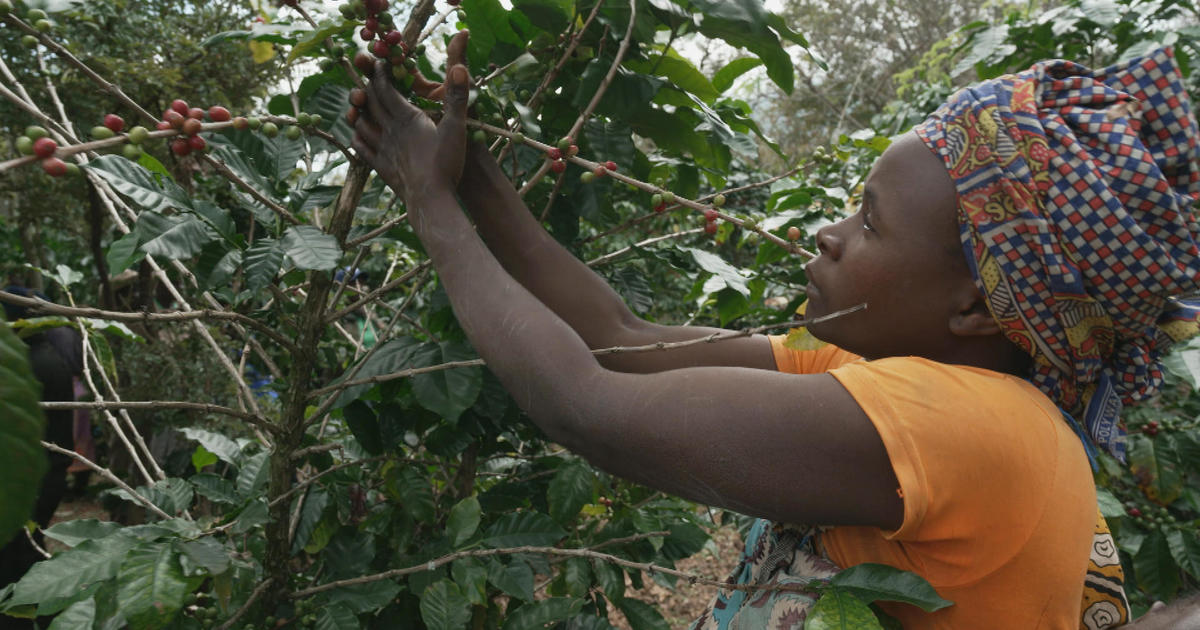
[91,125,115,140]
[261,121,279,137]
[285,125,302,140]
[712,193,726,207]
[16,136,33,155]
[122,144,143,160]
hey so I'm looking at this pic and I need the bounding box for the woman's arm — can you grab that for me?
[350,54,902,529]
[410,33,775,373]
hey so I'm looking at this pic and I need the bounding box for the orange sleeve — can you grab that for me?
[767,334,861,374]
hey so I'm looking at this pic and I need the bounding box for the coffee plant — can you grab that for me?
[3,0,1200,627]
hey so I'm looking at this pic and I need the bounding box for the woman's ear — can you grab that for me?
[949,285,1001,337]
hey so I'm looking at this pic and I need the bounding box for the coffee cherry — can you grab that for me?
[16,136,33,155]
[383,30,402,47]
[550,160,566,174]
[547,147,561,160]
[654,203,667,213]
[0,0,14,15]
[187,107,205,120]
[511,132,525,144]
[127,126,149,144]
[32,137,57,159]
[310,114,323,127]
[208,106,232,122]
[103,114,125,133]
[34,19,51,32]
[604,161,617,171]
[372,41,390,58]
[182,118,202,136]
[379,11,395,27]
[338,3,355,19]
[705,220,718,235]
[91,125,115,140]
[365,0,387,12]
[297,112,313,126]
[403,57,417,71]
[26,8,47,20]
[64,163,80,177]
[25,126,48,140]
[164,110,186,129]
[232,116,249,130]
[261,122,279,138]
[360,27,375,41]
[471,129,486,144]
[593,166,606,177]
[650,193,662,206]
[20,35,38,48]
[247,117,262,130]
[354,51,375,74]
[285,126,303,140]
[171,99,190,116]
[580,171,595,183]
[704,208,718,222]
[742,217,758,230]
[41,157,67,176]
[557,137,571,151]
[171,138,192,156]
[391,65,409,80]
[156,120,173,131]
[787,226,801,241]
[122,143,142,160]
[364,16,379,32]
[661,191,675,203]
[712,193,726,207]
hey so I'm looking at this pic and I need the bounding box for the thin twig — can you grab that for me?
[565,0,637,143]
[214,578,274,630]
[324,261,431,323]
[344,212,409,248]
[24,527,51,560]
[269,456,389,508]
[40,401,268,428]
[0,291,297,353]
[41,441,172,520]
[586,228,706,266]
[291,543,819,599]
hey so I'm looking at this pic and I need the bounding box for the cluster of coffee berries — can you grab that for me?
[15,126,70,176]
[1143,419,1161,437]
[546,137,577,174]
[1124,502,1194,533]
[9,6,52,47]
[185,592,223,629]
[579,160,617,184]
[156,99,230,157]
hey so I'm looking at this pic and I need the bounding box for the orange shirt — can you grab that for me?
[770,337,1095,629]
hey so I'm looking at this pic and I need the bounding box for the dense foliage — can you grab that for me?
[1,0,1200,628]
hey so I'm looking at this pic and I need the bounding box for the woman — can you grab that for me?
[350,32,1200,628]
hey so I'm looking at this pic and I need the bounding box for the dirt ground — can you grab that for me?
[608,525,743,628]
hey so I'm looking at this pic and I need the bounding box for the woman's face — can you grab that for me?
[802,132,978,360]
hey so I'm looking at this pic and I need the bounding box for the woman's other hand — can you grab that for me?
[350,30,471,204]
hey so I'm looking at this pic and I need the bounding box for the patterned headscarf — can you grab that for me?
[915,48,1200,463]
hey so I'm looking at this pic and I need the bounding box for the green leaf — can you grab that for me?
[463,0,524,69]
[617,598,669,630]
[343,401,383,455]
[592,560,624,602]
[236,452,270,499]
[0,322,47,549]
[410,341,483,423]
[487,559,535,601]
[715,287,750,326]
[446,496,482,547]
[47,597,96,630]
[684,247,750,296]
[191,445,219,473]
[42,519,122,548]
[627,48,718,102]
[1135,530,1180,602]
[512,0,572,33]
[178,538,230,576]
[561,558,591,598]
[384,465,436,523]
[115,541,190,629]
[687,0,794,94]
[452,558,488,605]
[190,474,240,504]
[482,512,567,548]
[86,155,192,214]
[282,225,342,271]
[291,487,330,555]
[548,462,593,525]
[503,597,584,630]
[326,581,402,614]
[105,231,145,274]
[178,427,244,467]
[330,337,421,407]
[1129,434,1183,504]
[287,19,354,63]
[420,579,473,630]
[244,238,285,292]
[135,213,216,260]
[1097,488,1125,519]
[805,588,884,630]
[314,602,361,630]
[829,563,952,612]
[712,57,763,93]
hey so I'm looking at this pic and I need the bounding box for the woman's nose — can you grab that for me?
[816,224,843,260]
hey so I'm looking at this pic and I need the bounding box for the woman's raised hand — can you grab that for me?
[349,30,471,204]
